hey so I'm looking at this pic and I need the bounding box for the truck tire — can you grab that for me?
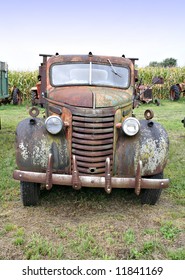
[182,117,185,127]
[12,88,19,105]
[140,173,163,205]
[31,91,36,106]
[170,84,180,101]
[20,181,40,206]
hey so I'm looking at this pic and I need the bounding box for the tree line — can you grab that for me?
[149,58,177,67]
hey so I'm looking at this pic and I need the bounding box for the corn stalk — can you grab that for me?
[8,70,38,101]
[138,67,185,99]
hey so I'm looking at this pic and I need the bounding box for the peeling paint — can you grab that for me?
[134,123,169,175]
[138,137,168,174]
[19,141,29,160]
[16,118,70,172]
[115,120,169,177]
[32,138,49,167]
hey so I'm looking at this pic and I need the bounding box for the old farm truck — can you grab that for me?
[13,53,169,206]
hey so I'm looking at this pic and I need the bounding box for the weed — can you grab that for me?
[142,241,158,254]
[13,227,25,246]
[4,224,16,232]
[15,227,25,237]
[167,248,185,260]
[129,248,143,260]
[76,225,89,238]
[13,237,25,246]
[25,233,64,260]
[53,228,68,239]
[160,222,180,240]
[123,229,135,245]
[143,228,157,235]
[105,234,115,245]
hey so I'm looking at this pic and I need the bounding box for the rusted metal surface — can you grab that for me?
[29,107,40,117]
[13,168,169,192]
[48,86,132,109]
[72,109,114,176]
[72,155,81,190]
[14,129,169,193]
[49,87,93,108]
[15,118,70,172]
[115,120,169,177]
[135,160,142,195]
[45,153,53,190]
[144,109,154,120]
[94,87,132,108]
[38,54,52,106]
[47,54,133,69]
[105,157,112,194]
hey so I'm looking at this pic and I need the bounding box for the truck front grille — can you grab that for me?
[72,112,114,176]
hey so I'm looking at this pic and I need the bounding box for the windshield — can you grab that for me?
[50,62,130,88]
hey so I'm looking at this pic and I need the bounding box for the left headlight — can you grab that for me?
[122,117,140,136]
[45,116,63,134]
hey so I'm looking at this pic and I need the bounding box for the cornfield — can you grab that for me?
[8,70,38,101]
[137,67,185,99]
[8,67,185,101]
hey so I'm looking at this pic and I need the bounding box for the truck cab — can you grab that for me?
[13,53,169,206]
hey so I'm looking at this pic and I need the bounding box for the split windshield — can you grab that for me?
[51,62,130,88]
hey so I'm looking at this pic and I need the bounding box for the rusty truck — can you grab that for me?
[13,53,169,206]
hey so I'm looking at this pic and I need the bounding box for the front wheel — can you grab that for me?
[20,181,40,206]
[140,173,163,205]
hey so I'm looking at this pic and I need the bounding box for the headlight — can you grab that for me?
[45,116,63,134]
[122,117,140,136]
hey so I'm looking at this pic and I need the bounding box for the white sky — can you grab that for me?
[0,0,184,70]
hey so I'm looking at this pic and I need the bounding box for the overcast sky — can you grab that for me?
[0,0,184,70]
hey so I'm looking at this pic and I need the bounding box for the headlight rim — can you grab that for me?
[122,117,140,136]
[45,115,63,135]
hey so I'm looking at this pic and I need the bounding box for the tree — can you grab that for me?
[149,61,160,67]
[148,58,177,67]
[161,58,177,67]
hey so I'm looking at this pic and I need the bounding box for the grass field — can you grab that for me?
[0,98,185,260]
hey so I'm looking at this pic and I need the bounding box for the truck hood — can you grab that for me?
[48,86,132,108]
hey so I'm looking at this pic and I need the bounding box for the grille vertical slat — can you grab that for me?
[72,113,114,175]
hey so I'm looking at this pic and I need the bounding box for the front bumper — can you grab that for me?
[13,155,169,196]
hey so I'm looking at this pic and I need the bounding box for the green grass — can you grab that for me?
[0,99,185,260]
[25,233,65,260]
[160,221,181,240]
[123,229,135,245]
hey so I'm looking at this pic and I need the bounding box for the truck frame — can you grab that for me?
[13,53,169,206]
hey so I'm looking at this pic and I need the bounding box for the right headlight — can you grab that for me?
[45,115,63,134]
[122,117,140,136]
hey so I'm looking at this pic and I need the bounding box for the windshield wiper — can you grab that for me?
[107,59,122,78]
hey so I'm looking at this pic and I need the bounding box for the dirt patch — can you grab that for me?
[0,187,184,260]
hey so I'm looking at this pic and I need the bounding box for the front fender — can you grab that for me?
[15,118,70,172]
[114,120,169,177]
